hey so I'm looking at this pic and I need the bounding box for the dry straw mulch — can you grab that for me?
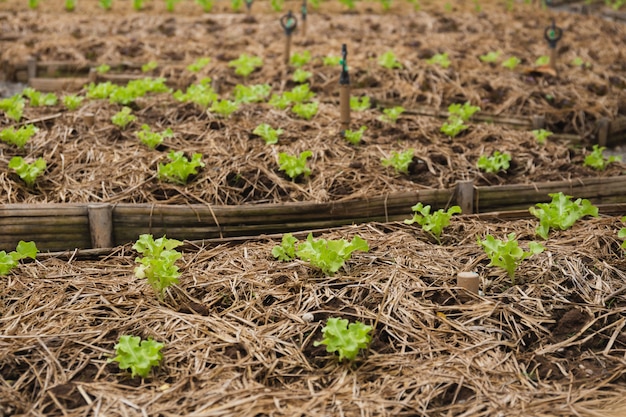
[2,215,626,416]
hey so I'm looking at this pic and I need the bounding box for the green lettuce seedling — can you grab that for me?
[380,0,392,11]
[228,54,263,77]
[404,203,461,243]
[278,151,312,179]
[133,0,143,10]
[271,233,298,261]
[136,124,173,149]
[290,50,312,68]
[426,53,450,68]
[133,234,183,299]
[619,216,626,252]
[111,106,136,129]
[29,0,39,8]
[378,51,403,70]
[62,94,84,110]
[535,55,550,66]
[96,64,111,74]
[314,317,372,361]
[292,102,318,120]
[292,69,312,83]
[209,99,239,118]
[479,233,544,284]
[187,57,211,73]
[166,0,180,12]
[529,192,599,239]
[269,93,292,110]
[22,88,57,107]
[231,0,243,10]
[99,0,112,10]
[381,148,414,175]
[296,233,369,276]
[284,84,315,103]
[449,102,480,121]
[253,123,283,145]
[173,78,217,108]
[343,126,366,145]
[86,81,117,100]
[532,129,553,144]
[158,151,205,185]
[0,241,38,276]
[109,335,164,378]
[339,0,355,9]
[479,51,501,63]
[108,77,170,105]
[502,56,521,70]
[584,145,621,170]
[9,157,46,187]
[477,151,511,173]
[378,106,404,124]
[195,0,214,11]
[141,60,158,73]
[270,0,284,11]
[440,117,467,138]
[0,94,25,121]
[323,55,342,66]
[350,96,370,112]
[0,124,38,148]
[233,84,271,103]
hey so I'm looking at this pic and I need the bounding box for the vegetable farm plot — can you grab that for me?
[1,0,626,415]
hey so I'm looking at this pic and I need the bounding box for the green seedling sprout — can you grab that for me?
[166,0,180,12]
[99,0,112,10]
[477,151,511,173]
[378,51,403,70]
[109,335,164,378]
[381,148,414,175]
[314,317,372,361]
[291,101,318,120]
[529,192,599,239]
[323,55,342,66]
[350,96,370,112]
[292,68,312,83]
[142,61,158,72]
[343,126,366,145]
[380,0,392,11]
[426,53,451,69]
[535,55,550,66]
[278,150,312,180]
[479,233,544,285]
[187,57,211,73]
[9,157,47,187]
[86,81,116,100]
[62,94,84,110]
[158,151,205,185]
[253,123,283,145]
[133,0,143,10]
[133,234,183,299]
[233,84,271,103]
[0,94,25,121]
[195,0,214,12]
[296,233,369,276]
[228,54,263,77]
[441,102,480,138]
[502,56,521,70]
[65,0,76,11]
[272,233,298,261]
[173,78,217,108]
[479,51,501,63]
[290,50,311,68]
[136,124,173,149]
[532,129,553,144]
[339,0,356,9]
[378,106,404,124]
[619,216,626,252]
[111,106,136,129]
[1,124,38,148]
[269,93,292,110]
[584,145,621,170]
[96,64,110,74]
[284,84,315,103]
[404,203,462,244]
[210,99,239,118]
[29,0,39,8]
[0,241,38,276]
[22,88,58,107]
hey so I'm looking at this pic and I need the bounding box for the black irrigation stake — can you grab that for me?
[301,0,308,37]
[544,18,562,74]
[280,11,298,66]
[339,44,350,132]
[245,0,253,14]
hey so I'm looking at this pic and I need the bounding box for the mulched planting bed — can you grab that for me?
[2,216,626,416]
[0,1,625,205]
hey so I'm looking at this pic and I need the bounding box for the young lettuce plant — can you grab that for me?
[99,0,112,10]
[314,317,372,361]
[0,124,38,148]
[378,106,404,124]
[173,78,217,108]
[535,55,550,66]
[278,151,312,180]
[479,233,544,285]
[378,51,403,70]
[9,157,47,187]
[109,335,164,378]
[111,106,136,129]
[404,203,462,244]
[292,69,313,83]
[65,0,76,11]
[86,81,117,100]
[441,102,480,138]
[323,55,342,66]
[62,94,84,110]
[0,94,26,121]
[479,51,501,63]
[253,123,283,145]
[233,84,271,104]
[532,129,553,144]
[210,99,240,118]
[228,54,263,77]
[133,234,183,299]
[343,126,366,145]
[502,56,521,70]
[381,148,414,175]
[133,0,143,10]
[158,151,205,185]
[426,53,451,69]
[166,0,180,12]
[270,0,284,11]
[529,192,599,239]
[296,233,369,276]
[292,101,319,120]
[284,84,315,103]
[350,96,370,112]
[272,233,298,261]
[96,64,111,74]
[186,57,211,73]
[22,88,58,107]
[0,241,38,276]
[195,0,214,12]
[136,124,173,149]
[584,145,621,170]
[619,216,626,252]
[477,151,511,173]
[290,51,312,68]
[269,93,292,110]
[231,0,243,11]
[141,60,158,73]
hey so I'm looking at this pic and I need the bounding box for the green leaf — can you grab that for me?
[0,241,37,275]
[404,203,461,243]
[295,233,369,275]
[426,53,450,68]
[292,68,313,83]
[532,129,553,144]
[381,148,414,175]
[290,50,311,68]
[186,57,211,73]
[291,101,318,120]
[343,126,366,145]
[109,335,164,378]
[253,123,283,145]
[228,54,263,77]
[233,84,271,103]
[157,151,205,184]
[350,96,370,112]
[529,192,599,239]
[479,51,501,63]
[584,144,621,171]
[284,84,315,104]
[313,317,372,361]
[278,150,312,179]
[479,233,544,284]
[378,51,403,70]
[272,233,298,261]
[477,151,511,173]
[9,156,46,187]
[0,124,38,148]
[502,56,521,70]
